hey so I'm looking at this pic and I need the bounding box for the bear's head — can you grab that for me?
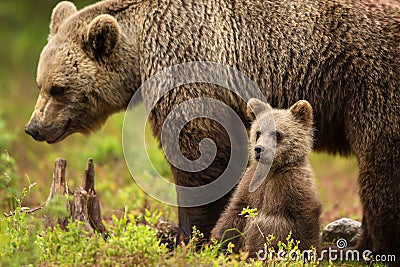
[247,98,314,168]
[25,1,140,143]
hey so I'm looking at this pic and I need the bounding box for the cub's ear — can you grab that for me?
[50,1,77,35]
[85,14,120,61]
[289,100,313,127]
[247,98,272,122]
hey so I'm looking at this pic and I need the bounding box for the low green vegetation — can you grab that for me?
[0,151,18,212]
[0,186,382,266]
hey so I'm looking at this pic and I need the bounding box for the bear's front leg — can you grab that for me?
[211,166,256,249]
[169,116,248,243]
[354,134,400,266]
[176,190,233,243]
[211,196,248,251]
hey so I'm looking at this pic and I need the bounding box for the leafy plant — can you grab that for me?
[0,185,41,267]
[0,150,18,212]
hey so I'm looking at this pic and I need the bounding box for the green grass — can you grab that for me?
[0,192,385,267]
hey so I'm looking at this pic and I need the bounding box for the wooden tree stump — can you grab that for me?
[44,158,106,234]
[46,158,68,204]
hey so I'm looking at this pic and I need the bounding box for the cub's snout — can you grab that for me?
[254,145,265,160]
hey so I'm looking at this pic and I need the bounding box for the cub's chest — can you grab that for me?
[245,178,295,214]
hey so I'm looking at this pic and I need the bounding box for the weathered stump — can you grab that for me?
[44,158,106,234]
[46,158,68,204]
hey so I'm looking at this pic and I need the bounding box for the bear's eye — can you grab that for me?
[50,86,65,98]
[271,131,283,143]
[255,131,261,141]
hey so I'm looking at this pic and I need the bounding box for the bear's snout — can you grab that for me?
[254,145,265,160]
[25,120,39,140]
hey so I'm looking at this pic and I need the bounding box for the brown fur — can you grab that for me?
[212,99,322,256]
[25,0,400,260]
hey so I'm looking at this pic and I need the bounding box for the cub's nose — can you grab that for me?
[25,121,39,140]
[254,145,265,159]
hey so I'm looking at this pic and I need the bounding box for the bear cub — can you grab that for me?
[212,98,322,256]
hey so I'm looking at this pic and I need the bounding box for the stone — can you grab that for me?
[322,218,362,247]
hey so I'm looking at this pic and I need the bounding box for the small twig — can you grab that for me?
[3,205,44,217]
[256,223,265,239]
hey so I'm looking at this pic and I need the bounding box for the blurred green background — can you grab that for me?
[0,0,361,225]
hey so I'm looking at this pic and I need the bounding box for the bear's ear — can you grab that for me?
[85,14,120,61]
[247,98,272,121]
[50,1,77,35]
[289,100,313,127]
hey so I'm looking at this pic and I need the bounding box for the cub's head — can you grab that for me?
[247,99,314,167]
[25,1,139,143]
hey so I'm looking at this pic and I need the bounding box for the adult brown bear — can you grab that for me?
[25,0,399,262]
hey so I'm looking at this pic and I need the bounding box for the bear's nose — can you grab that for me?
[254,145,265,159]
[25,121,39,140]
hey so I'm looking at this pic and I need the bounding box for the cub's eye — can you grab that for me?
[271,131,283,143]
[50,86,65,98]
[255,131,261,141]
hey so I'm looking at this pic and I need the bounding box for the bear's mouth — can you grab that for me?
[255,153,274,165]
[46,119,71,144]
